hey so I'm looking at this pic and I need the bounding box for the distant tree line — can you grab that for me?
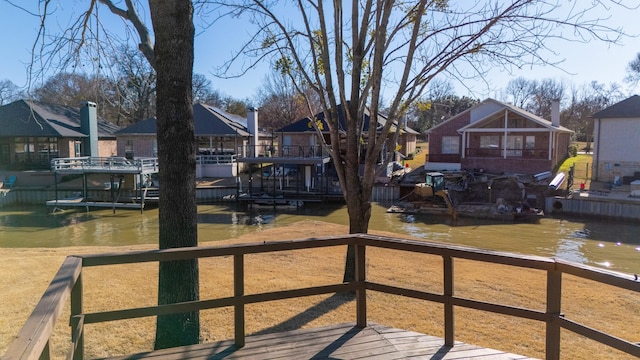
[1,45,639,138]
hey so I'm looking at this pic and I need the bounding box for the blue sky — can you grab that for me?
[0,2,638,103]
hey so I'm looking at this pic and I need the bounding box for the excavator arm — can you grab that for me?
[435,190,457,221]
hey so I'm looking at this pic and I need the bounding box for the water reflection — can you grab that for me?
[554,238,588,264]
[0,203,638,274]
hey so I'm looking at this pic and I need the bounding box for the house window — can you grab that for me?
[479,136,499,148]
[0,144,10,164]
[479,136,500,156]
[523,136,536,157]
[283,135,292,156]
[14,137,35,162]
[441,136,460,154]
[36,137,58,163]
[74,141,82,157]
[125,140,134,160]
[507,117,525,128]
[480,135,499,148]
[506,135,523,157]
[152,139,158,157]
[525,136,535,149]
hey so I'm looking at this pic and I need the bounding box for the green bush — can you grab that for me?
[568,145,578,157]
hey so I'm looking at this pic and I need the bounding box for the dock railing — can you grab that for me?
[3,234,639,360]
[50,157,159,173]
[195,154,237,164]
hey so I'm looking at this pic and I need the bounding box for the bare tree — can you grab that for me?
[31,72,123,122]
[625,52,640,87]
[256,72,318,130]
[526,78,566,119]
[505,77,536,108]
[31,0,200,348]
[32,72,99,105]
[563,81,625,144]
[193,73,228,107]
[30,48,157,127]
[502,77,566,118]
[218,0,631,281]
[108,46,157,125]
[409,80,479,132]
[0,79,24,105]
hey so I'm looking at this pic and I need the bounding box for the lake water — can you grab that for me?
[1,203,639,275]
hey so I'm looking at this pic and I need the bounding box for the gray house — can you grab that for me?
[0,100,118,170]
[591,95,640,183]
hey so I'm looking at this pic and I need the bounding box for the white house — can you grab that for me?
[591,95,640,184]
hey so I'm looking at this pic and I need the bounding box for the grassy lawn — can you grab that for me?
[404,141,428,169]
[557,153,593,189]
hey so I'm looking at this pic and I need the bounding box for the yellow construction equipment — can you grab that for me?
[404,172,457,221]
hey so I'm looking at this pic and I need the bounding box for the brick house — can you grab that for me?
[425,98,573,175]
[0,100,118,170]
[115,103,259,159]
[115,104,274,177]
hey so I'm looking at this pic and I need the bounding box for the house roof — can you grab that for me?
[427,98,572,133]
[591,95,640,118]
[0,99,119,138]
[114,117,158,135]
[116,103,251,137]
[277,103,420,135]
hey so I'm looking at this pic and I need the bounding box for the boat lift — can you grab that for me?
[47,157,159,213]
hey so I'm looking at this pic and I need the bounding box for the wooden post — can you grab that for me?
[234,254,245,348]
[356,243,367,328]
[546,269,562,360]
[443,255,454,346]
[71,272,83,360]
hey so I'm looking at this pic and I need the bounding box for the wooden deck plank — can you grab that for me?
[104,323,538,360]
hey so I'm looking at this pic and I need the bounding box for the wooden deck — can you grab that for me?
[106,323,535,360]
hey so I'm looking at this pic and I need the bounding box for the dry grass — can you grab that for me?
[1,220,638,359]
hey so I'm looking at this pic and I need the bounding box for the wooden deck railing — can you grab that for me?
[3,235,639,360]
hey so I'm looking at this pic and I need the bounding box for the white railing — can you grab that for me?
[195,154,237,165]
[51,157,159,173]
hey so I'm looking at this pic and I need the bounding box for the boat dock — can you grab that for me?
[47,157,159,212]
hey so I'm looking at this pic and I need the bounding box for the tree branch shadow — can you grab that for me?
[250,292,354,336]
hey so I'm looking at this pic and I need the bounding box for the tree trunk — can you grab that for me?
[342,169,372,283]
[149,0,199,349]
